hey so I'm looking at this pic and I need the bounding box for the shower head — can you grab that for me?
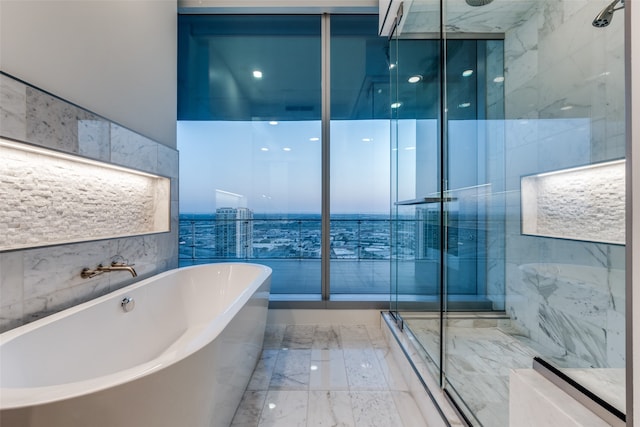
[465,0,494,6]
[592,0,624,28]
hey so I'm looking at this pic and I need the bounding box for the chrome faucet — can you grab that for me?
[81,261,137,278]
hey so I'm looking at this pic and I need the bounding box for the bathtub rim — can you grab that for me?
[0,262,272,410]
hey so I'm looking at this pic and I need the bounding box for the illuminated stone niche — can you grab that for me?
[0,138,170,251]
[521,159,625,245]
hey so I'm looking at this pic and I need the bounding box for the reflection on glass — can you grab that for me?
[177,15,322,296]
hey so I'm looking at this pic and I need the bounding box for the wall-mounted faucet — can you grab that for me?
[81,261,137,278]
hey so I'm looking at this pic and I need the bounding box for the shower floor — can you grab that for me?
[402,315,625,427]
[404,315,533,426]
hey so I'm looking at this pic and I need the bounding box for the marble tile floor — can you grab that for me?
[404,317,625,426]
[404,317,536,426]
[231,324,431,427]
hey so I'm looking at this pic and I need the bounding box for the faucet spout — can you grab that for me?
[98,262,138,277]
[81,261,138,279]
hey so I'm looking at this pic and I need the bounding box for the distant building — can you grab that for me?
[416,207,438,260]
[215,207,254,258]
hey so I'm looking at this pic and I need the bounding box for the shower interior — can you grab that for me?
[389,0,626,425]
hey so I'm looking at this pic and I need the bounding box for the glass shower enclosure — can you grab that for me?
[389,1,626,426]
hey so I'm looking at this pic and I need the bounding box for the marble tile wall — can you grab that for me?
[503,0,625,369]
[0,73,179,332]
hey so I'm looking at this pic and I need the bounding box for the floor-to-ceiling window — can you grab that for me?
[178,14,322,297]
[329,15,391,299]
[177,14,391,301]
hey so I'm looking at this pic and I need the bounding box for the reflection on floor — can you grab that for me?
[231,324,430,427]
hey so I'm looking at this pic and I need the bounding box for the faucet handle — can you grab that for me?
[81,268,104,279]
[111,261,135,267]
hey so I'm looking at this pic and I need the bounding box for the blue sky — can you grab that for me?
[178,120,400,214]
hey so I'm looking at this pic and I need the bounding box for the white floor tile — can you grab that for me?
[344,348,388,390]
[247,350,279,391]
[350,391,401,427]
[241,323,431,427]
[307,390,356,427]
[282,325,315,349]
[375,347,410,391]
[269,349,311,390]
[313,325,342,349]
[392,390,430,427]
[259,390,308,427]
[231,390,267,426]
[310,351,349,390]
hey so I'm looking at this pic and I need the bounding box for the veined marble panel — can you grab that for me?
[519,263,616,325]
[0,74,27,141]
[25,86,91,153]
[110,123,158,173]
[537,304,607,368]
[606,309,626,368]
[78,119,110,161]
[158,144,179,179]
[0,251,24,306]
[22,240,114,300]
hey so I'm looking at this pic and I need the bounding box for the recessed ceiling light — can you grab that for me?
[560,105,573,111]
[283,147,292,151]
[405,146,416,151]
[391,102,402,109]
[408,75,422,84]
[389,63,397,70]
[493,76,505,83]
[309,137,320,142]
[362,138,373,142]
[260,147,269,151]
[253,70,263,79]
[462,69,474,77]
[458,102,471,108]
[269,121,278,125]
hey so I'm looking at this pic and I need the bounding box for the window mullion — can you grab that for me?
[321,13,331,302]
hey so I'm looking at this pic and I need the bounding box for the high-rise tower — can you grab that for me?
[215,207,254,258]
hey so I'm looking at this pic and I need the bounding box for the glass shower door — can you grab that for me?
[391,1,626,425]
[439,0,626,425]
[389,8,445,379]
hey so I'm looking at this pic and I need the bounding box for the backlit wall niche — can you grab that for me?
[0,138,170,251]
[521,159,625,245]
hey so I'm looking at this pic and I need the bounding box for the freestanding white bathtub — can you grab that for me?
[0,262,271,427]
